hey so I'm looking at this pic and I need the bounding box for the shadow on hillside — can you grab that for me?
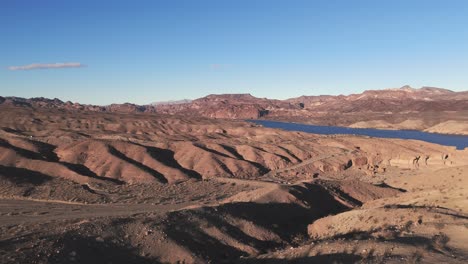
[162,197,350,262]
[219,144,270,174]
[107,145,168,183]
[0,165,53,185]
[0,228,156,264]
[383,204,468,219]
[375,182,407,192]
[291,183,355,210]
[144,145,203,179]
[237,253,363,264]
[0,139,45,160]
[48,233,156,264]
[60,161,125,184]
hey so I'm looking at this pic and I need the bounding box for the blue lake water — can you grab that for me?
[250,120,468,150]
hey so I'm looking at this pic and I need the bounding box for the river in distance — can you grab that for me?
[250,120,468,150]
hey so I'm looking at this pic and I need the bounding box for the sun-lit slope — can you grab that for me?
[0,138,93,184]
[1,105,467,185]
[0,107,307,183]
[0,107,316,183]
[297,164,468,263]
[424,120,468,135]
[57,140,195,183]
[349,119,427,131]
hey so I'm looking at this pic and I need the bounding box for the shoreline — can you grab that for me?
[252,118,468,137]
[248,119,468,150]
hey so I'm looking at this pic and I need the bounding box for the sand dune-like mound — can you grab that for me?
[424,120,468,135]
[349,120,395,129]
[349,119,427,131]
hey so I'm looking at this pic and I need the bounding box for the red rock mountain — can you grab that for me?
[155,86,468,118]
[285,86,466,112]
[2,86,467,122]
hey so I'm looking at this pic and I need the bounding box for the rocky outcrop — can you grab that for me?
[154,87,468,127]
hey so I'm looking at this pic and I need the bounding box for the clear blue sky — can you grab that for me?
[1,0,468,105]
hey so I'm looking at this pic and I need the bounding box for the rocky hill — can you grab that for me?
[286,86,467,112]
[153,86,468,134]
[2,86,468,133]
[156,86,468,116]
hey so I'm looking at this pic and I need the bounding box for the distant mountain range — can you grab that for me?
[2,86,468,130]
[0,96,158,113]
[154,86,468,119]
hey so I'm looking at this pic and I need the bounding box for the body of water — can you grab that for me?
[251,120,468,150]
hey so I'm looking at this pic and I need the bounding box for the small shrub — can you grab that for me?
[431,232,450,250]
[403,220,413,232]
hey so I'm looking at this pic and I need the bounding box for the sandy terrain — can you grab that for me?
[424,121,468,135]
[348,119,468,135]
[349,119,426,131]
[0,104,467,263]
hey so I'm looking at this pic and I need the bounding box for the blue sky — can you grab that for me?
[1,0,468,105]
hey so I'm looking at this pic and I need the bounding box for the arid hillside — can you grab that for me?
[1,105,466,185]
[1,104,468,263]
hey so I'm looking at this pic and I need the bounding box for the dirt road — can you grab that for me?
[0,198,199,226]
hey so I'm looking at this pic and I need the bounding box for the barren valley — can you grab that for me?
[0,99,467,263]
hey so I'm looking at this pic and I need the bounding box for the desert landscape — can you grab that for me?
[0,97,467,263]
[3,1,468,263]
